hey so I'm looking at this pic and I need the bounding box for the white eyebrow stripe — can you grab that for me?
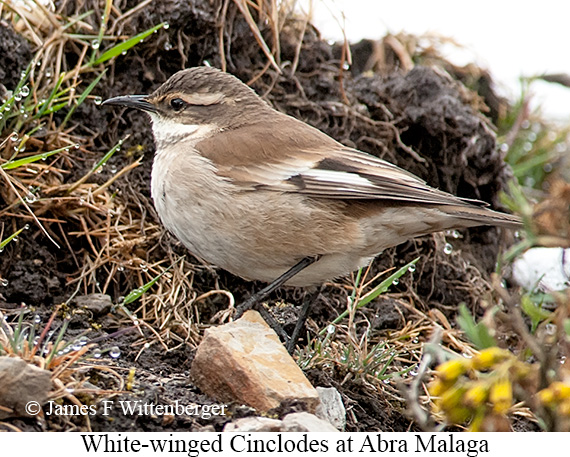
[302,169,376,187]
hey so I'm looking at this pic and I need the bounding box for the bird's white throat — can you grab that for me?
[149,115,215,147]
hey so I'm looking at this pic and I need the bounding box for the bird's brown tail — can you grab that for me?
[442,204,522,230]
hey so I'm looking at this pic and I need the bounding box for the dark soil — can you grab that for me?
[0,0,520,432]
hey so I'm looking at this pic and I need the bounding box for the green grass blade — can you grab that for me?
[320,257,419,334]
[0,227,26,250]
[35,72,66,118]
[62,10,94,30]
[92,23,166,65]
[122,265,172,305]
[1,146,69,170]
[357,257,419,308]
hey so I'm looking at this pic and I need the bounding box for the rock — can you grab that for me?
[191,310,319,413]
[281,412,339,432]
[74,293,113,315]
[223,412,338,432]
[0,356,52,419]
[223,416,283,432]
[316,386,346,430]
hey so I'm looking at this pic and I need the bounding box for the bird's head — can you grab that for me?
[102,66,270,146]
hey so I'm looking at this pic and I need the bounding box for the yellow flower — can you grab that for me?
[464,382,489,408]
[472,347,510,371]
[436,358,472,382]
[537,387,555,405]
[489,378,513,414]
[551,382,570,400]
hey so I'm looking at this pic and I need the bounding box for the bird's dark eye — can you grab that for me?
[170,98,186,111]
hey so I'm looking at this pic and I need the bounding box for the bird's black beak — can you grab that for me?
[101,95,157,113]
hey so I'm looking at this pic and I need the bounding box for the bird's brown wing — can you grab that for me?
[196,114,485,207]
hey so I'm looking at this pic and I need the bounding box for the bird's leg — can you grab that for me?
[235,255,321,318]
[286,290,320,354]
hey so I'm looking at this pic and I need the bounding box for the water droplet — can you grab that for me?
[164,42,172,51]
[543,163,553,173]
[14,93,22,101]
[72,341,83,351]
[144,342,150,349]
[65,387,75,393]
[20,86,30,97]
[34,314,41,324]
[1,279,9,286]
[10,132,18,142]
[132,319,139,326]
[342,62,350,70]
[0,114,3,120]
[521,120,530,129]
[117,265,124,272]
[109,346,121,358]
[12,237,18,243]
[121,50,127,56]
[163,22,170,30]
[4,105,11,112]
[327,324,335,334]
[93,96,102,106]
[93,348,102,358]
[78,336,88,346]
[25,193,37,203]
[452,230,460,239]
[203,60,211,67]
[20,70,26,78]
[45,69,52,78]
[392,278,399,285]
[140,263,148,272]
[408,264,416,273]
[523,141,533,152]
[91,39,100,50]
[443,243,453,254]
[528,131,537,142]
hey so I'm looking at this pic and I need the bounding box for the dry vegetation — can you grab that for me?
[0,0,568,432]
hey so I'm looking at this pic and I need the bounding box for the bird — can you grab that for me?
[102,66,520,307]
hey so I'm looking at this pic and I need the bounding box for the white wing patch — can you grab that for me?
[303,169,376,188]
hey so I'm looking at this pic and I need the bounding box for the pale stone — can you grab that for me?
[0,356,52,419]
[316,386,346,430]
[191,310,319,412]
[281,412,339,432]
[223,416,283,432]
